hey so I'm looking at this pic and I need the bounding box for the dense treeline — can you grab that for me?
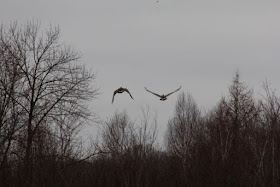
[1,22,280,186]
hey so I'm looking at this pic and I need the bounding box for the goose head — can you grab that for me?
[118,87,124,93]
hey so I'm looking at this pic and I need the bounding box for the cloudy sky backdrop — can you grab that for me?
[1,0,280,145]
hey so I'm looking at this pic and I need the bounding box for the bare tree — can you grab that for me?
[260,81,280,186]
[0,21,98,186]
[98,112,136,157]
[95,109,158,186]
[206,72,260,185]
[0,38,25,186]
[166,92,200,156]
[136,107,158,157]
[166,92,201,181]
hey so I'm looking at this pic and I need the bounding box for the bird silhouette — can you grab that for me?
[112,87,134,103]
[145,86,181,101]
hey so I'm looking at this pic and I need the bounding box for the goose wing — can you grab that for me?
[165,86,181,97]
[123,88,134,100]
[112,89,118,103]
[145,87,162,98]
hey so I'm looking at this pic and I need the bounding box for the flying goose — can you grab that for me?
[145,86,181,101]
[112,87,134,103]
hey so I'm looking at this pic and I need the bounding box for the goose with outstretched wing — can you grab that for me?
[145,86,181,101]
[112,87,134,103]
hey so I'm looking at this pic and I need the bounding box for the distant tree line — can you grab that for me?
[1,22,280,186]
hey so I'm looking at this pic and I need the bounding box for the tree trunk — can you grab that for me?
[23,110,34,186]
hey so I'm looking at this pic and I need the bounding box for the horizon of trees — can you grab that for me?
[1,21,280,186]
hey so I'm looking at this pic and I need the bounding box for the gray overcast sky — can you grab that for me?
[1,0,280,145]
